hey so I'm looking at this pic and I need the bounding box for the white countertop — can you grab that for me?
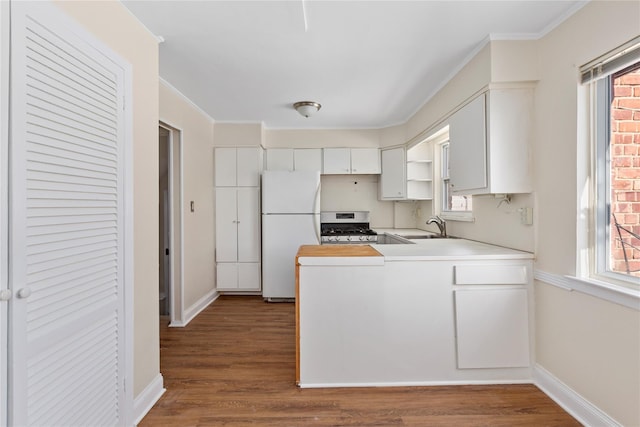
[371,238,533,261]
[297,229,534,266]
[372,228,534,261]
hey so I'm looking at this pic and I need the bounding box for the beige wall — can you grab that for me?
[533,2,640,425]
[406,43,492,142]
[214,122,263,147]
[54,0,160,398]
[403,41,537,251]
[160,83,216,310]
[264,128,380,148]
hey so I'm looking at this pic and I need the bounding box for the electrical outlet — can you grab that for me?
[519,207,533,225]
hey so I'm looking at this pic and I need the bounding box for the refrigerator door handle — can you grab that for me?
[313,182,321,243]
[313,213,320,244]
[313,182,321,214]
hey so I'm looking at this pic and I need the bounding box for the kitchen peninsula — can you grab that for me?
[295,237,534,388]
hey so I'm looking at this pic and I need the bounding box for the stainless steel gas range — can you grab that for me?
[320,211,378,244]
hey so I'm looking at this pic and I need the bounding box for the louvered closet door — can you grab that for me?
[9,2,130,425]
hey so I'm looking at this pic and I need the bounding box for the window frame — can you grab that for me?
[439,141,474,222]
[580,57,640,289]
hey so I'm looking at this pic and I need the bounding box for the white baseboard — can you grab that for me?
[170,289,219,327]
[299,379,533,388]
[133,373,165,426]
[533,364,621,427]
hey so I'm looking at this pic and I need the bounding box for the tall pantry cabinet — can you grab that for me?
[214,147,263,292]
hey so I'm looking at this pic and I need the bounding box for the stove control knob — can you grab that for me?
[346,235,352,242]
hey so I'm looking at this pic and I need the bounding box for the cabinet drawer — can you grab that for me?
[454,264,528,285]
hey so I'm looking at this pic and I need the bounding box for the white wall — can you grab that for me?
[160,82,216,312]
[54,0,160,399]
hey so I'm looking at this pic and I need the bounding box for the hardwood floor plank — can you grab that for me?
[139,296,580,426]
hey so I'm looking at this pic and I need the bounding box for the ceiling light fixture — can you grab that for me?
[294,101,321,118]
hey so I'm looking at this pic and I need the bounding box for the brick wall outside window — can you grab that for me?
[611,69,640,277]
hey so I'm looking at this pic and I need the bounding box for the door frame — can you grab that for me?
[159,122,184,326]
[0,0,9,422]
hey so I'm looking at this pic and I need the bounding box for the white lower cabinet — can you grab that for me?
[297,258,533,387]
[215,187,261,291]
[453,262,531,369]
[217,262,261,291]
[454,288,530,369]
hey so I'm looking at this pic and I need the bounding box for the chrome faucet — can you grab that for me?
[426,216,447,238]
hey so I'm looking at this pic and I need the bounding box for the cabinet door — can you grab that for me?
[449,94,487,194]
[294,148,322,172]
[216,263,238,290]
[236,147,261,187]
[454,288,530,369]
[215,188,238,262]
[238,263,261,290]
[323,148,351,174]
[214,147,237,187]
[236,187,260,262]
[379,147,406,199]
[266,148,294,171]
[351,148,380,174]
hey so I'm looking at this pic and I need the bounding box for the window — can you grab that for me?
[440,142,472,217]
[582,37,640,284]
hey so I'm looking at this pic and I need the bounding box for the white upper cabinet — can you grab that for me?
[351,148,381,174]
[379,147,406,200]
[294,148,323,172]
[323,148,380,174]
[265,148,323,172]
[215,147,262,187]
[323,148,351,174]
[265,148,294,171]
[379,144,433,201]
[449,94,487,194]
[448,87,533,195]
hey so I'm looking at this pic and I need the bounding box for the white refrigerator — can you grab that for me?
[262,170,321,300]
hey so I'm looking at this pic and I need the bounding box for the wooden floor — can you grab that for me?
[140,295,580,426]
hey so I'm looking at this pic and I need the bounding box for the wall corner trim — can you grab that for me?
[533,364,621,427]
[171,289,219,327]
[133,373,165,425]
[160,77,216,123]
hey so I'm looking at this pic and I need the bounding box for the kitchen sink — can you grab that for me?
[375,233,458,244]
[404,234,458,239]
[375,234,415,244]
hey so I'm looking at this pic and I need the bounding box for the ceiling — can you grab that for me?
[122,1,585,130]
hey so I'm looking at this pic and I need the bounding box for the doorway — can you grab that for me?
[159,123,183,325]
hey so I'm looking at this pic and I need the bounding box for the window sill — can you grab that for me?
[534,270,639,311]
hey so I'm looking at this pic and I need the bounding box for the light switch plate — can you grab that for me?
[520,207,533,225]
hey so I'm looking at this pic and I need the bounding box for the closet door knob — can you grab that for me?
[17,288,32,299]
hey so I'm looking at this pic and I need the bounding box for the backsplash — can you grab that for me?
[320,175,394,227]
